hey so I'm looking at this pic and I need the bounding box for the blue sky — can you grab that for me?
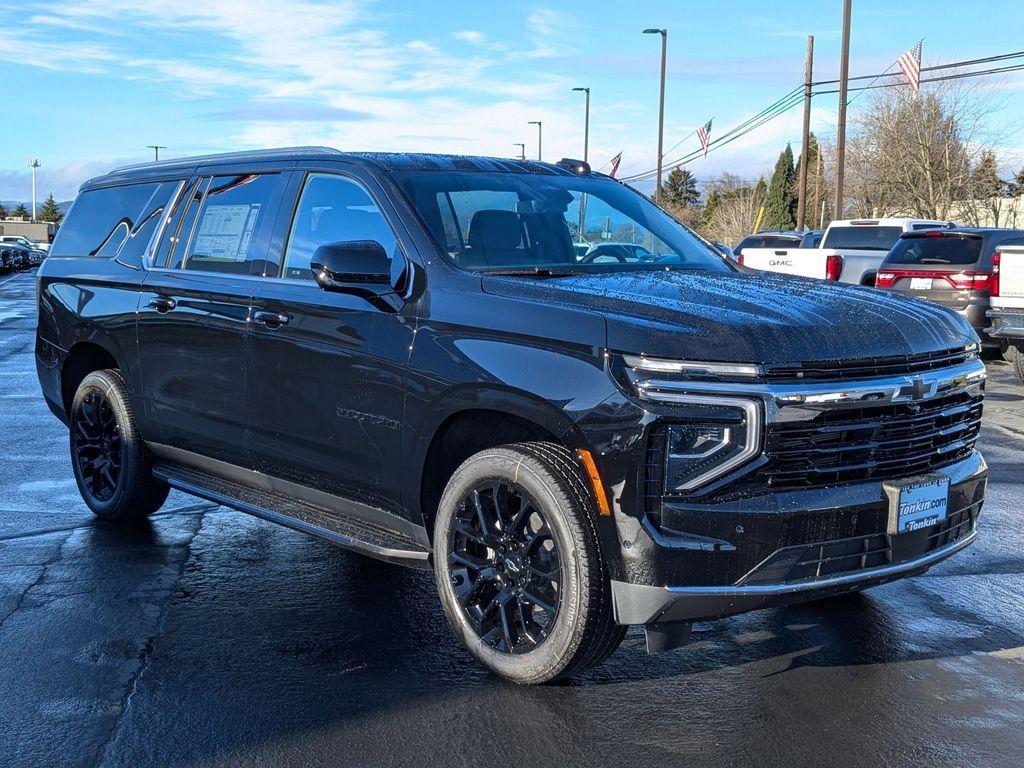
[1,0,1023,200]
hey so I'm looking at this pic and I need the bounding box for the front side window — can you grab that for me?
[170,174,280,275]
[50,182,169,258]
[391,171,730,274]
[282,174,398,281]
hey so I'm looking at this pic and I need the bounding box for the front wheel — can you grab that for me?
[69,369,169,520]
[433,442,625,684]
[1015,346,1024,384]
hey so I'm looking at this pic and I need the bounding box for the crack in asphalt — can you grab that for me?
[0,502,221,542]
[89,507,208,768]
[0,529,74,633]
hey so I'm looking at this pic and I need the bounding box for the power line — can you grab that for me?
[813,61,1024,96]
[811,49,1024,87]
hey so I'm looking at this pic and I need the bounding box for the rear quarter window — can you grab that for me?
[50,182,174,258]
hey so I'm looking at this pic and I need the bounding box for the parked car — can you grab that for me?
[875,228,1024,356]
[741,219,955,284]
[986,244,1024,381]
[37,148,987,684]
[0,235,49,252]
[733,230,820,261]
[3,241,43,269]
[0,246,14,272]
[734,229,823,275]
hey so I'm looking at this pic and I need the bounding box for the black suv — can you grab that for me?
[36,148,988,683]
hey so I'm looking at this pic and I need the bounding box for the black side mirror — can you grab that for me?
[310,240,391,292]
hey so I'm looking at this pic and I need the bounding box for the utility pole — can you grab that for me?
[796,35,814,231]
[834,0,852,220]
[146,145,167,161]
[26,158,40,220]
[513,143,526,160]
[528,121,542,161]
[572,87,591,162]
[643,28,667,203]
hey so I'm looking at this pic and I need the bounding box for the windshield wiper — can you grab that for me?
[479,267,578,278]
[918,258,952,264]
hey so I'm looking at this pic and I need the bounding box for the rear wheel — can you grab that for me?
[433,442,624,684]
[1001,340,1019,363]
[69,369,168,520]
[1015,346,1024,384]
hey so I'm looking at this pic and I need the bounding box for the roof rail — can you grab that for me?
[103,146,343,176]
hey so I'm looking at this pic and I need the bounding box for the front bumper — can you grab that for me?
[612,528,976,625]
[611,452,986,625]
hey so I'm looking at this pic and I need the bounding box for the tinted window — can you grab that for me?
[115,183,177,263]
[885,235,983,266]
[760,236,801,249]
[393,171,729,273]
[822,226,903,250]
[173,174,280,275]
[283,174,398,281]
[50,183,166,258]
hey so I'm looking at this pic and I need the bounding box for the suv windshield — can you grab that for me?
[822,225,903,251]
[390,171,731,274]
[885,234,983,266]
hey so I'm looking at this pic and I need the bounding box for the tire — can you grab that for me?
[1001,340,1019,363]
[433,442,625,684]
[69,369,169,520]
[1015,346,1024,384]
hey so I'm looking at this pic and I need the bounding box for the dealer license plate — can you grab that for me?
[884,475,950,534]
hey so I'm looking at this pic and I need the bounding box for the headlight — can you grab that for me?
[623,354,762,378]
[661,397,762,492]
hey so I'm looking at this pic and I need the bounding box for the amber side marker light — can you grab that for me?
[577,449,612,517]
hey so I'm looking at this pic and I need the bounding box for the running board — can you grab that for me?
[152,462,432,569]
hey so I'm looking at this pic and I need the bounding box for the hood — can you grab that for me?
[481,270,977,364]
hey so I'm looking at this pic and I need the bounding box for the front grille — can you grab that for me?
[762,347,972,382]
[749,388,983,491]
[741,501,978,585]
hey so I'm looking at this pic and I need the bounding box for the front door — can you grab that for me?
[137,171,287,466]
[248,171,415,514]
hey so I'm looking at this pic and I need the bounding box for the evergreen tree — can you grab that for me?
[1009,167,1024,198]
[12,203,29,219]
[762,144,797,230]
[660,166,700,208]
[793,133,823,229]
[971,151,1005,200]
[38,193,63,223]
[753,177,767,206]
[0,202,8,219]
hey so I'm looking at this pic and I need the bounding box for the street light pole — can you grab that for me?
[146,145,167,161]
[572,87,590,162]
[643,28,667,204]
[26,158,40,220]
[528,121,542,161]
[513,143,526,160]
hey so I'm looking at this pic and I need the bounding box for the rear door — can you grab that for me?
[247,166,417,514]
[137,168,288,467]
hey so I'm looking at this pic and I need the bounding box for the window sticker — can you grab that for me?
[193,203,261,262]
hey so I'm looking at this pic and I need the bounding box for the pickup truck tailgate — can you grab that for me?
[740,247,825,279]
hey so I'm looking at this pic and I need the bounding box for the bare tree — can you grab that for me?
[839,78,1001,219]
[701,174,765,245]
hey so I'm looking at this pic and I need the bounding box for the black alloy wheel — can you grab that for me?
[72,389,123,502]
[449,480,563,654]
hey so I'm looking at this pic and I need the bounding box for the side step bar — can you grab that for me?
[153,462,432,569]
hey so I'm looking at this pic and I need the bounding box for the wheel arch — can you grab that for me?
[61,340,121,416]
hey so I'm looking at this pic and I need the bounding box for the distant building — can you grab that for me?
[0,219,57,243]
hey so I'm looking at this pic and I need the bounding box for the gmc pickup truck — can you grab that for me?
[986,244,1024,382]
[741,218,954,284]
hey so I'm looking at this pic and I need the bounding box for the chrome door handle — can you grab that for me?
[253,310,289,327]
[148,296,176,313]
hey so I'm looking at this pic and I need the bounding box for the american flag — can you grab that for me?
[897,41,923,96]
[608,151,623,178]
[697,119,713,158]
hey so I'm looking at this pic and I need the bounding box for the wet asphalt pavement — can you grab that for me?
[1,267,1023,768]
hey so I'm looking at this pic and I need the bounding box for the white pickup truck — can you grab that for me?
[739,218,955,285]
[986,244,1024,382]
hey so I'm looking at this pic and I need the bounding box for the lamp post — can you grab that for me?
[26,158,40,220]
[528,121,542,161]
[146,144,167,161]
[643,28,667,203]
[571,87,590,162]
[513,143,526,160]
